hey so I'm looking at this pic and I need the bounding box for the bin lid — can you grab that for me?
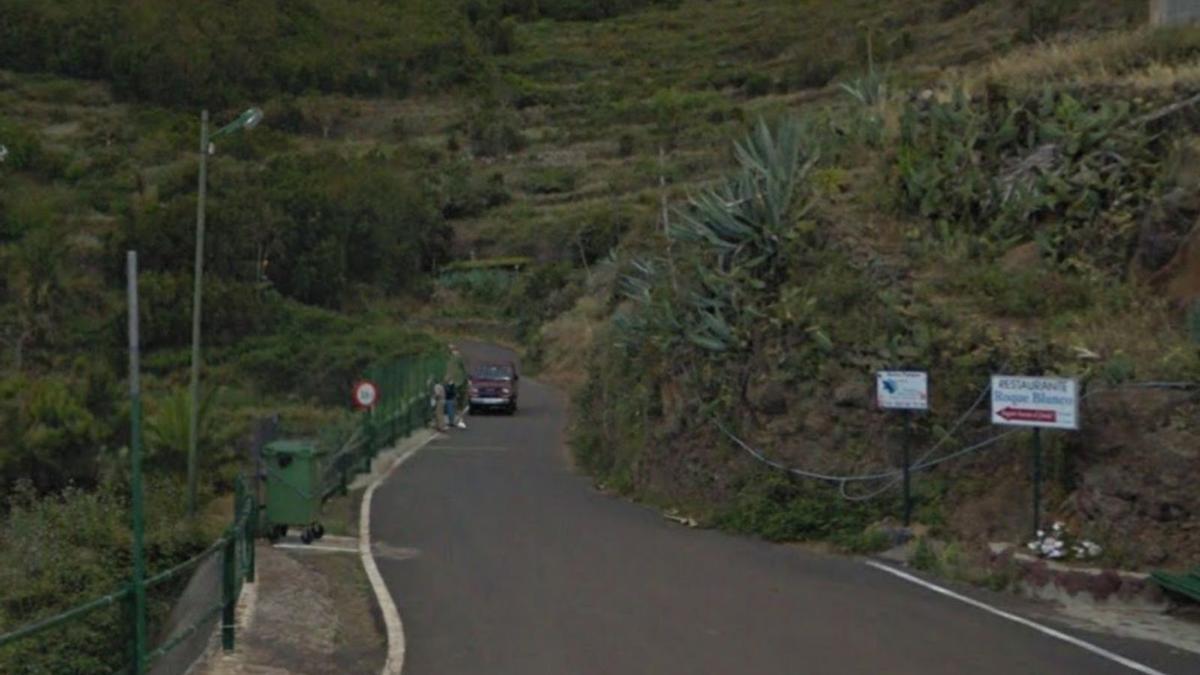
[262,439,324,458]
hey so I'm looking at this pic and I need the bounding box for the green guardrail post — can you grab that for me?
[239,477,256,584]
[366,409,377,463]
[127,252,149,675]
[221,533,236,651]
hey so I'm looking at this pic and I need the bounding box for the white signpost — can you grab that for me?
[877,371,929,411]
[990,376,1078,430]
[876,370,928,526]
[991,375,1080,537]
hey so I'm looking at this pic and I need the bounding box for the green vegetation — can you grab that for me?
[3,3,1200,664]
[0,0,479,106]
[0,479,217,673]
[523,1,1200,567]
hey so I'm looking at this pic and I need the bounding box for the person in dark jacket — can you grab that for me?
[444,378,466,429]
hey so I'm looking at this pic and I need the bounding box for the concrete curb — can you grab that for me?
[360,430,438,675]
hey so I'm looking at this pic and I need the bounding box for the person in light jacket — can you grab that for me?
[432,380,446,432]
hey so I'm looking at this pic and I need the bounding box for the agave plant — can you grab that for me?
[618,118,817,355]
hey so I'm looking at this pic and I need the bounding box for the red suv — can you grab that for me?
[468,362,519,414]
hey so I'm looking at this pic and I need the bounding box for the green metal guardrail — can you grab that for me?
[0,474,258,674]
[320,352,458,500]
[2,339,459,673]
[1152,568,1200,603]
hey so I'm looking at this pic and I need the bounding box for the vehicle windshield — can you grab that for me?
[473,364,513,380]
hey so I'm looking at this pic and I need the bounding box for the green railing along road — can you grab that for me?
[321,352,459,499]
[0,475,258,674]
[2,253,459,674]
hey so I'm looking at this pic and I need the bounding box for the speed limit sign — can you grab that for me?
[352,380,380,410]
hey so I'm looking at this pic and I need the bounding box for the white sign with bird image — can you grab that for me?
[877,371,929,411]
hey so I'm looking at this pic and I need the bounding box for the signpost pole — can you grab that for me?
[902,413,913,527]
[1032,428,1043,538]
[127,252,148,675]
[877,370,927,527]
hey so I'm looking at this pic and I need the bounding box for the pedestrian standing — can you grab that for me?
[433,380,446,432]
[444,378,460,430]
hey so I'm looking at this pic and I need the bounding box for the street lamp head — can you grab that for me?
[211,106,265,141]
[0,144,8,163]
[242,107,263,130]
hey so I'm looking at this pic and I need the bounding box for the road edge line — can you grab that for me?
[361,432,436,675]
[864,561,1169,675]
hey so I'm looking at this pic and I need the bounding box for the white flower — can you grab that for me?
[1053,521,1065,532]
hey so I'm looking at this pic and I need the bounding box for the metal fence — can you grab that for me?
[1,250,461,673]
[0,475,257,674]
[320,352,456,500]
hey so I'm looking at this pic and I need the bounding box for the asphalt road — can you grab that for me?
[372,342,1199,675]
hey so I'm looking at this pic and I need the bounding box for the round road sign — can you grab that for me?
[353,380,380,410]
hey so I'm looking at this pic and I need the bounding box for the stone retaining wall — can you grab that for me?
[989,543,1168,610]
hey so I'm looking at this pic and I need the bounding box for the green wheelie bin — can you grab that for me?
[262,440,327,544]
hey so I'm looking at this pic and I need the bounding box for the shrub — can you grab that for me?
[467,105,527,157]
[519,166,580,194]
[0,119,43,172]
[787,59,842,91]
[939,0,986,20]
[0,479,211,674]
[0,0,478,106]
[1019,0,1083,42]
[712,473,880,542]
[0,375,113,494]
[224,302,438,405]
[617,132,637,157]
[894,89,1161,276]
[743,72,773,97]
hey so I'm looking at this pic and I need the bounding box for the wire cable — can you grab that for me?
[718,379,1200,501]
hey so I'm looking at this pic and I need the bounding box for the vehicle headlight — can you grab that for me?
[501,388,511,395]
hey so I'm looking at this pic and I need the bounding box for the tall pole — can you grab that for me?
[127,251,148,675]
[902,413,913,527]
[188,110,209,516]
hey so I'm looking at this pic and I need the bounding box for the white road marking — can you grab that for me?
[362,433,436,675]
[865,561,1169,675]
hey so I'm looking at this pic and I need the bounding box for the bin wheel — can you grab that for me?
[270,525,287,540]
[267,526,281,543]
[314,523,325,540]
[301,528,314,545]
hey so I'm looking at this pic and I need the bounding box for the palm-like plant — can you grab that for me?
[146,386,219,472]
[618,118,816,354]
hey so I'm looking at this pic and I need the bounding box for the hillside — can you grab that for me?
[370,0,1196,573]
[2,4,1199,663]
[503,0,1200,574]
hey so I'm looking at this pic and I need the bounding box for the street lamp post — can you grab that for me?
[188,107,262,515]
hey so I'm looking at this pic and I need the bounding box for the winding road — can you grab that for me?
[371,342,1198,675]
